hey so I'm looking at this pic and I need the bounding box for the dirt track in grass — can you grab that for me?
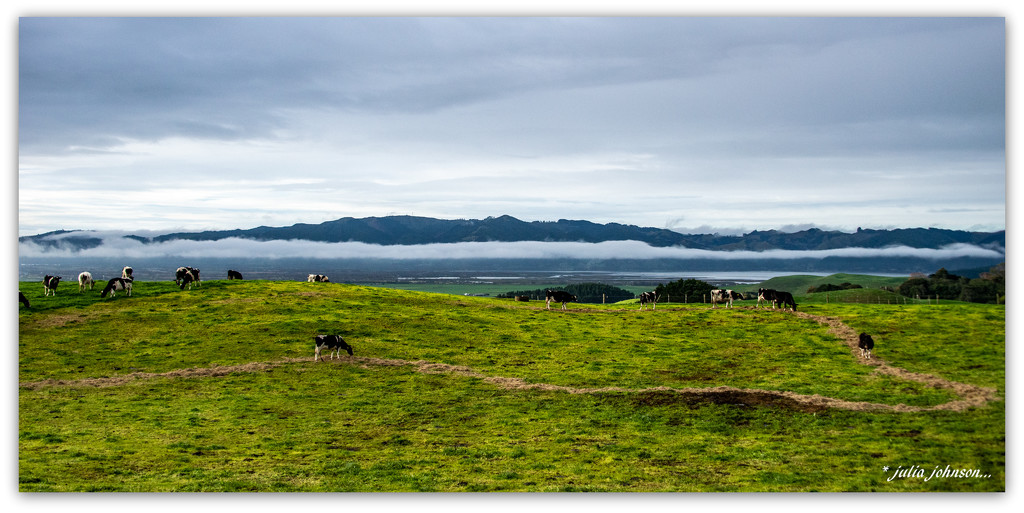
[19,311,1000,413]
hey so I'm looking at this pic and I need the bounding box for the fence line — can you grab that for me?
[503,292,996,306]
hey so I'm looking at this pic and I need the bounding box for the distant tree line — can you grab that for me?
[497,263,1005,305]
[497,283,636,304]
[896,264,1004,304]
[654,278,716,303]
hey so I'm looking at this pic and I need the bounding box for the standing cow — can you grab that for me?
[710,289,742,309]
[78,271,95,291]
[314,335,354,362]
[757,288,778,309]
[638,291,658,311]
[227,270,243,280]
[545,289,577,310]
[100,277,133,298]
[43,275,61,296]
[175,267,202,289]
[774,290,798,311]
[858,333,875,359]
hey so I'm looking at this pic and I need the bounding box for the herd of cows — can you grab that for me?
[21,269,880,361]
[541,287,799,312]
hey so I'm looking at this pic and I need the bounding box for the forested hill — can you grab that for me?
[21,214,1005,252]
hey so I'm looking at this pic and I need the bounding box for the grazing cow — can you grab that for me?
[545,289,577,310]
[122,266,134,280]
[638,291,658,311]
[43,275,61,296]
[514,296,530,302]
[858,333,875,359]
[175,267,202,288]
[19,291,30,308]
[179,270,199,290]
[314,334,353,362]
[710,289,743,309]
[175,267,189,286]
[757,288,778,309]
[78,271,95,291]
[227,270,243,280]
[100,277,133,298]
[307,274,330,283]
[774,290,798,311]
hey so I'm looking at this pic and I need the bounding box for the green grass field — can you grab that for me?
[18,279,1004,492]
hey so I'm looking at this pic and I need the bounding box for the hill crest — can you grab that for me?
[19,215,1006,253]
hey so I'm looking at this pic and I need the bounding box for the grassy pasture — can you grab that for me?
[18,280,1004,492]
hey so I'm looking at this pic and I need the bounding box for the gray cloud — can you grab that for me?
[18,17,1006,236]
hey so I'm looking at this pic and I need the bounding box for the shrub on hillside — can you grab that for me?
[807,282,863,293]
[897,265,1005,304]
[654,278,714,303]
[497,282,635,304]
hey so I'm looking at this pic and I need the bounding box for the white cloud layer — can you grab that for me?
[18,235,1005,261]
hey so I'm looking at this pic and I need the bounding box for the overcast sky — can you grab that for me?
[17,15,1006,237]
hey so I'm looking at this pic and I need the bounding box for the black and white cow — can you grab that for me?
[710,289,742,309]
[101,277,133,298]
[638,291,658,311]
[78,271,95,291]
[858,333,875,359]
[19,291,30,308]
[757,288,778,309]
[545,289,577,310]
[43,275,61,296]
[176,267,202,290]
[307,274,330,283]
[774,290,797,311]
[175,267,201,288]
[174,267,189,286]
[314,334,353,362]
[227,270,243,280]
[122,266,134,280]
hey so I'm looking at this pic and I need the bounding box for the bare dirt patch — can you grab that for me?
[25,312,98,329]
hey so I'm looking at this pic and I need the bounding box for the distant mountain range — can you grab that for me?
[19,214,1006,253]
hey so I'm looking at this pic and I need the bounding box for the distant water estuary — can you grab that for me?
[18,256,951,286]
